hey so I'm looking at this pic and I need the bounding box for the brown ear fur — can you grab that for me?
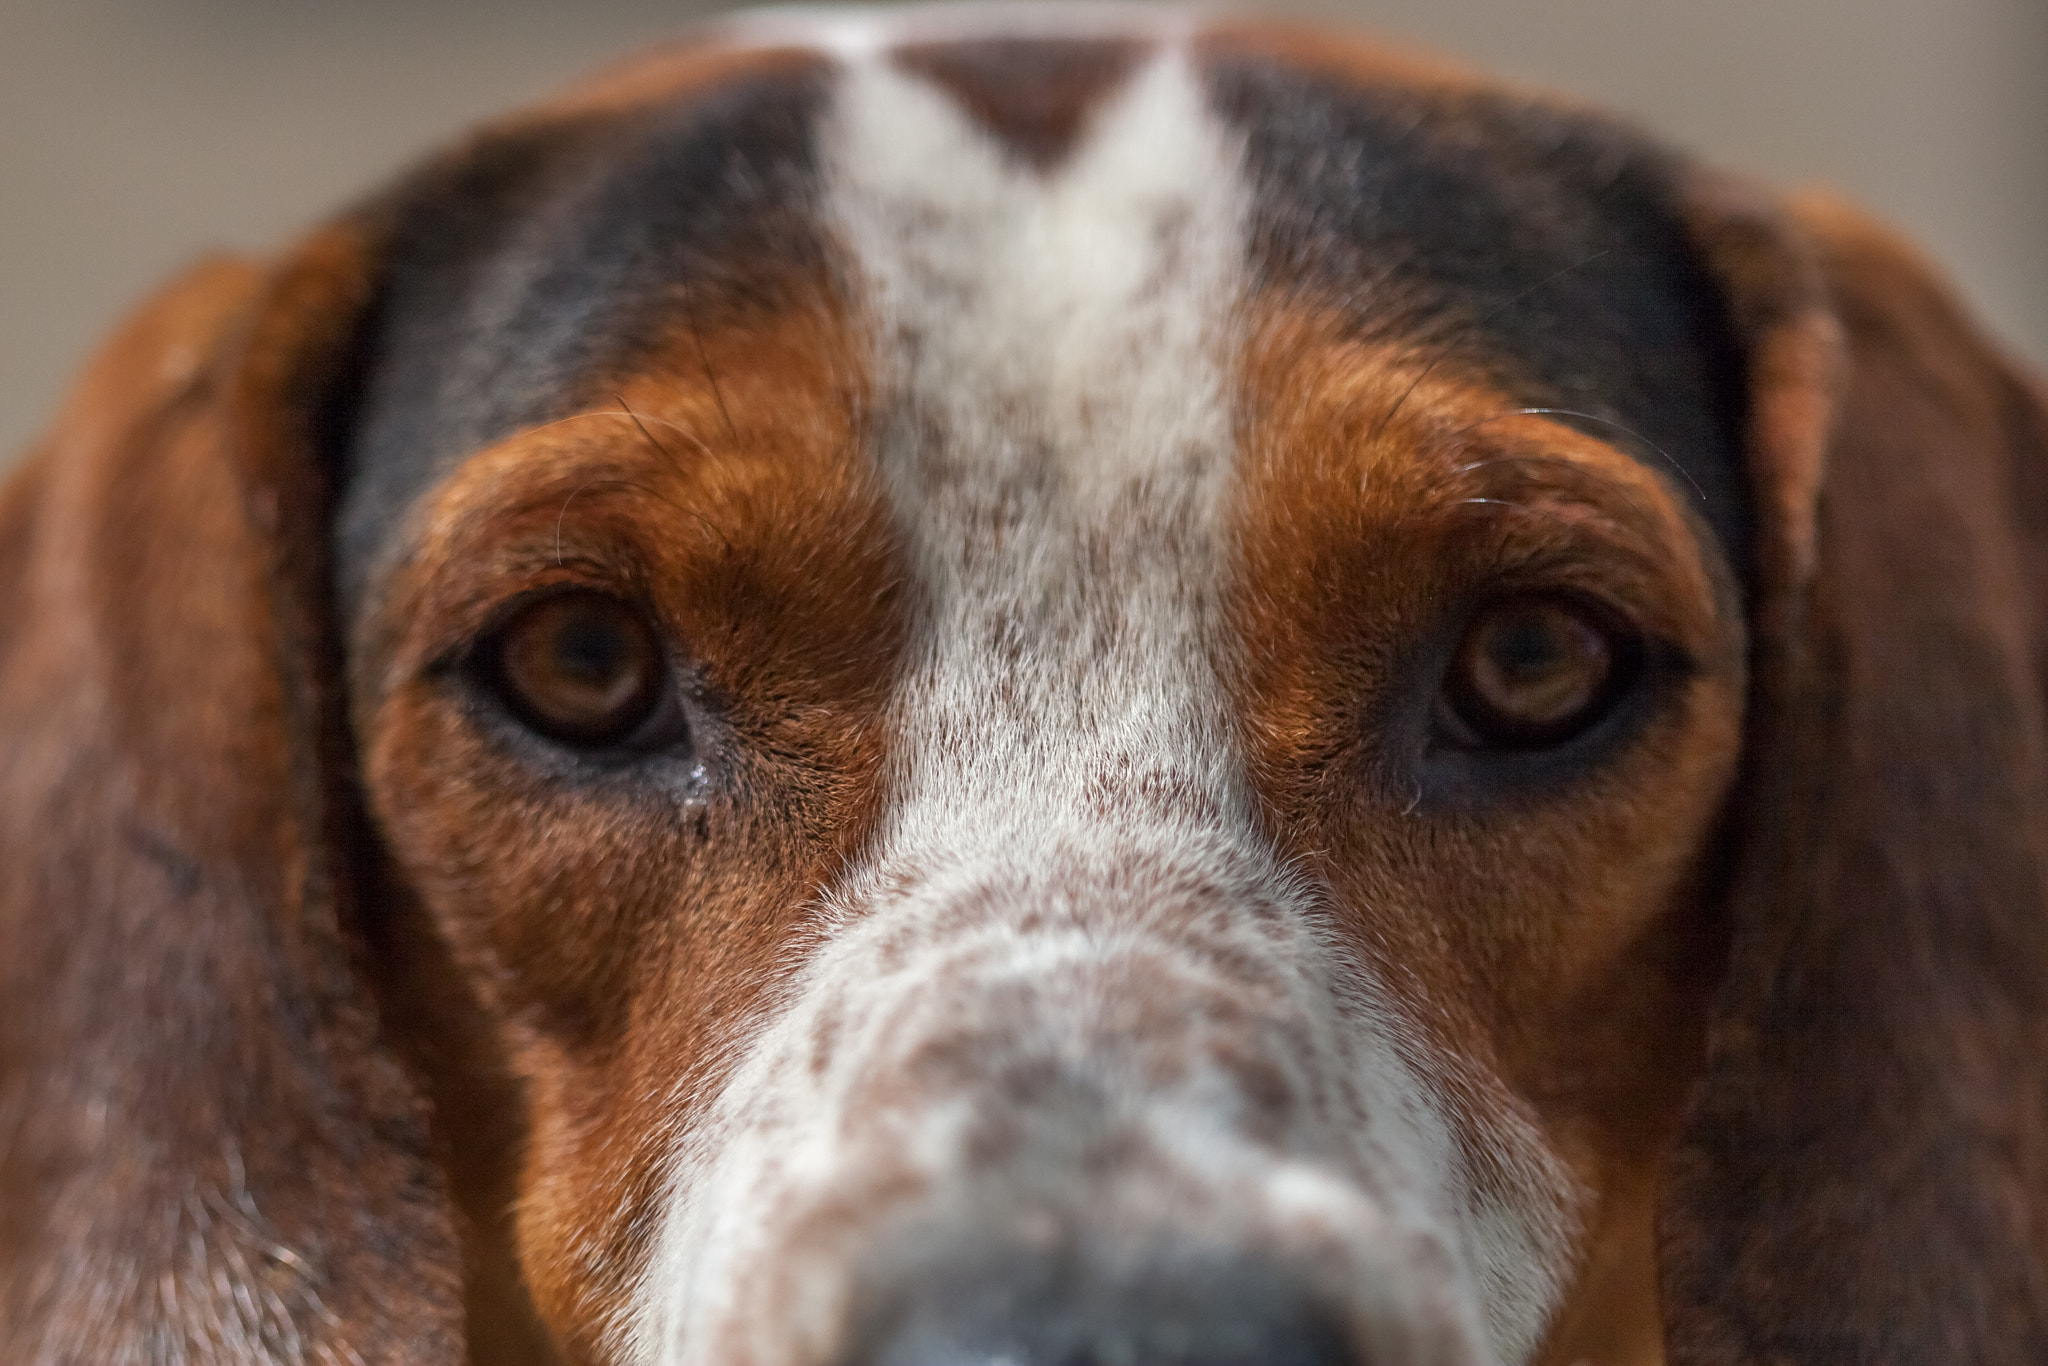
[1662,184,2048,1361]
[0,237,464,1362]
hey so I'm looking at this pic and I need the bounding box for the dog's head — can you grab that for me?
[4,10,2045,1365]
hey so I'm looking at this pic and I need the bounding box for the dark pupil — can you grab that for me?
[1487,616,1570,682]
[554,613,630,686]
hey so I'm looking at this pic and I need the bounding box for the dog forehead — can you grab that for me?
[335,16,1750,616]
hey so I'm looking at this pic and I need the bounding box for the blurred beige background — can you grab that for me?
[4,0,2044,460]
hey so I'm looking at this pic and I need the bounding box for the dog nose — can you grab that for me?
[846,1244,1359,1366]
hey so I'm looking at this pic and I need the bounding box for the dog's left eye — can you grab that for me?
[481,590,677,750]
[1437,594,1638,750]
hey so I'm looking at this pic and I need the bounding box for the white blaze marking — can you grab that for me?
[629,18,1576,1366]
[840,43,1249,867]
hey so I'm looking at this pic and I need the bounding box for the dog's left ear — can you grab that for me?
[0,226,465,1362]
[1660,177,2048,1362]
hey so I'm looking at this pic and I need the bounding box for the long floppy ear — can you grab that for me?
[0,234,464,1362]
[1660,179,2048,1361]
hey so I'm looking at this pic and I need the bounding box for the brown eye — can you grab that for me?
[488,591,671,748]
[1441,595,1630,749]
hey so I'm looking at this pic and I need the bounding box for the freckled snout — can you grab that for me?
[640,846,1535,1366]
[844,1240,1358,1366]
[804,984,1499,1366]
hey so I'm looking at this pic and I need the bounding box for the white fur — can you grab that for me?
[628,15,1578,1365]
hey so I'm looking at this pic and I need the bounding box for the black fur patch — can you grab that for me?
[1206,53,1753,580]
[333,58,834,617]
[331,44,1753,616]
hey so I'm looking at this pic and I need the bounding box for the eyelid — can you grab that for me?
[1444,474,1731,649]
[416,569,648,678]
[467,589,693,757]
[1457,541,1713,671]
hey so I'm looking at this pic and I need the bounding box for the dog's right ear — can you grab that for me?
[1660,174,2048,1363]
[0,232,466,1362]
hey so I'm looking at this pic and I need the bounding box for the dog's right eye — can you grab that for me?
[481,590,677,750]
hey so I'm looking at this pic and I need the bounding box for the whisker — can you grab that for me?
[545,399,736,564]
[1359,250,1611,452]
[618,405,738,557]
[1437,451,1664,536]
[616,394,687,482]
[555,476,617,568]
[1450,497,1585,534]
[552,476,733,566]
[512,406,715,456]
[1508,407,1707,504]
[680,274,739,444]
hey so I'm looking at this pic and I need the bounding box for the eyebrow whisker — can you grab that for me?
[552,476,734,567]
[616,394,688,483]
[512,407,716,456]
[554,476,610,568]
[1507,407,1708,505]
[679,274,740,445]
[1357,250,1612,452]
[1450,497,1590,535]
[1438,451,1664,537]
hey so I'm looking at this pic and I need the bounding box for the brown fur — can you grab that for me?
[0,237,466,1361]
[351,292,907,1360]
[1657,189,2048,1365]
[1228,306,1748,1366]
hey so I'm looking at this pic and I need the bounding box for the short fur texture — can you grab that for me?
[1,8,2043,1366]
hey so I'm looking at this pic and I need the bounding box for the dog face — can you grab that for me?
[5,10,2046,1366]
[338,19,1750,1361]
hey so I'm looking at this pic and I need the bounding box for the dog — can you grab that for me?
[2,6,2044,1364]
